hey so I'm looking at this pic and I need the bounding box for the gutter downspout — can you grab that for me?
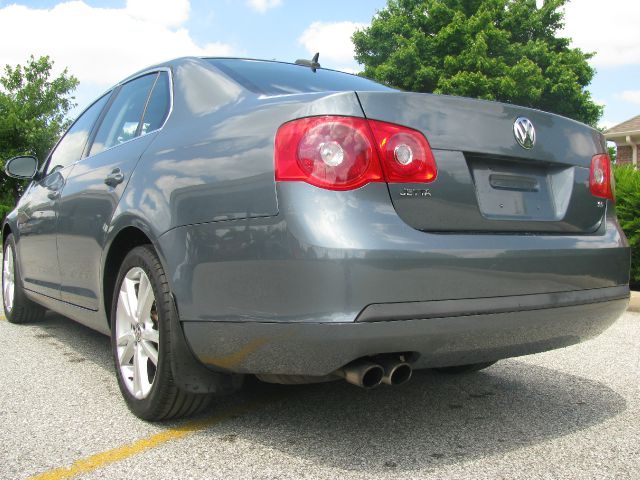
[625,135,638,168]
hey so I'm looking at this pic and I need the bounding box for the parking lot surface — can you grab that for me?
[0,305,638,480]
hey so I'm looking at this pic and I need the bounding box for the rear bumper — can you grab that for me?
[355,285,629,322]
[183,287,628,376]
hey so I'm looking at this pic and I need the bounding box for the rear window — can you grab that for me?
[207,58,393,95]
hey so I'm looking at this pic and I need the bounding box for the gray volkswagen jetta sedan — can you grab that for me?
[2,57,630,420]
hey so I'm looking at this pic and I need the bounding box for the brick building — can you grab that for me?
[604,115,640,166]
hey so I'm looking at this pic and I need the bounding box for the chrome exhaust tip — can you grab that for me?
[379,357,413,386]
[337,360,384,389]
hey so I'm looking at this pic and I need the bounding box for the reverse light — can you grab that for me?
[319,141,344,167]
[275,116,437,190]
[589,153,614,201]
[394,144,414,165]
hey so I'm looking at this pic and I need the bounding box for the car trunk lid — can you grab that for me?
[356,91,607,234]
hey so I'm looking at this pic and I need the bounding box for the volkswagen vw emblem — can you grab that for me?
[513,117,536,149]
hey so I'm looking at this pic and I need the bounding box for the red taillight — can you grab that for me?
[275,116,437,190]
[367,119,437,183]
[589,153,614,201]
[275,116,383,190]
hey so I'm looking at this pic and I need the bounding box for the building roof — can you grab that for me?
[604,115,640,136]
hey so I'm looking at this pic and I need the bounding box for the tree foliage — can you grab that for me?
[613,165,640,288]
[0,55,78,217]
[353,0,602,126]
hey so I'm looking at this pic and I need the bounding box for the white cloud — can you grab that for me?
[562,0,640,67]
[0,1,234,88]
[125,0,190,28]
[246,0,282,14]
[619,90,640,105]
[335,67,359,75]
[298,21,365,64]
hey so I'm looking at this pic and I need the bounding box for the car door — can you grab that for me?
[15,93,111,299]
[56,71,171,310]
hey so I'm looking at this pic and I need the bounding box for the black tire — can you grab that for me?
[110,245,213,421]
[434,361,497,374]
[2,234,45,324]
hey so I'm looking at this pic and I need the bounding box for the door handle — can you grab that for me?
[47,190,61,200]
[104,168,124,188]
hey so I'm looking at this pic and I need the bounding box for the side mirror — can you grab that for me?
[4,156,39,179]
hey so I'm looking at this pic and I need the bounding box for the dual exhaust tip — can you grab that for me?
[338,357,412,389]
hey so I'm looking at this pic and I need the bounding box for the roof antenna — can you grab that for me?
[295,52,320,72]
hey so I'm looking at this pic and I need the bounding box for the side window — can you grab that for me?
[140,72,170,135]
[47,93,110,172]
[89,74,156,155]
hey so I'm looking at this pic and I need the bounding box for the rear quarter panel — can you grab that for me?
[113,58,365,238]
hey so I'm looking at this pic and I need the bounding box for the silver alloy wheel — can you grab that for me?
[115,267,160,400]
[3,245,15,313]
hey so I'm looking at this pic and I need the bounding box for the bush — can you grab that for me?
[0,203,13,222]
[613,165,640,288]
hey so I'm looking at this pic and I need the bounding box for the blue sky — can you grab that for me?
[186,0,387,61]
[0,0,638,129]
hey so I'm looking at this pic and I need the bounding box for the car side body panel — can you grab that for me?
[11,172,66,299]
[57,132,160,310]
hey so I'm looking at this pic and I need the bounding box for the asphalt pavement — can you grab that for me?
[0,302,638,479]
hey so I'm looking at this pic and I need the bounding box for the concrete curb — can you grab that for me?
[628,291,640,313]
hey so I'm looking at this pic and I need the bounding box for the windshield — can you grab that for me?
[207,58,393,96]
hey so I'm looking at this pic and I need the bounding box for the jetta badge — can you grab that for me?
[513,117,536,150]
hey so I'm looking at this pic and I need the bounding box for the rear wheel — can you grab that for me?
[111,245,212,421]
[434,361,497,374]
[2,234,45,324]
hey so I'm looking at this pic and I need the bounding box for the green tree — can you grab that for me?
[0,55,79,217]
[353,0,602,126]
[614,165,640,288]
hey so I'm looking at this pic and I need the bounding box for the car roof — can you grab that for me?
[116,56,362,88]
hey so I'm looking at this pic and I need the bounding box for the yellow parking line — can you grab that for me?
[28,401,265,480]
